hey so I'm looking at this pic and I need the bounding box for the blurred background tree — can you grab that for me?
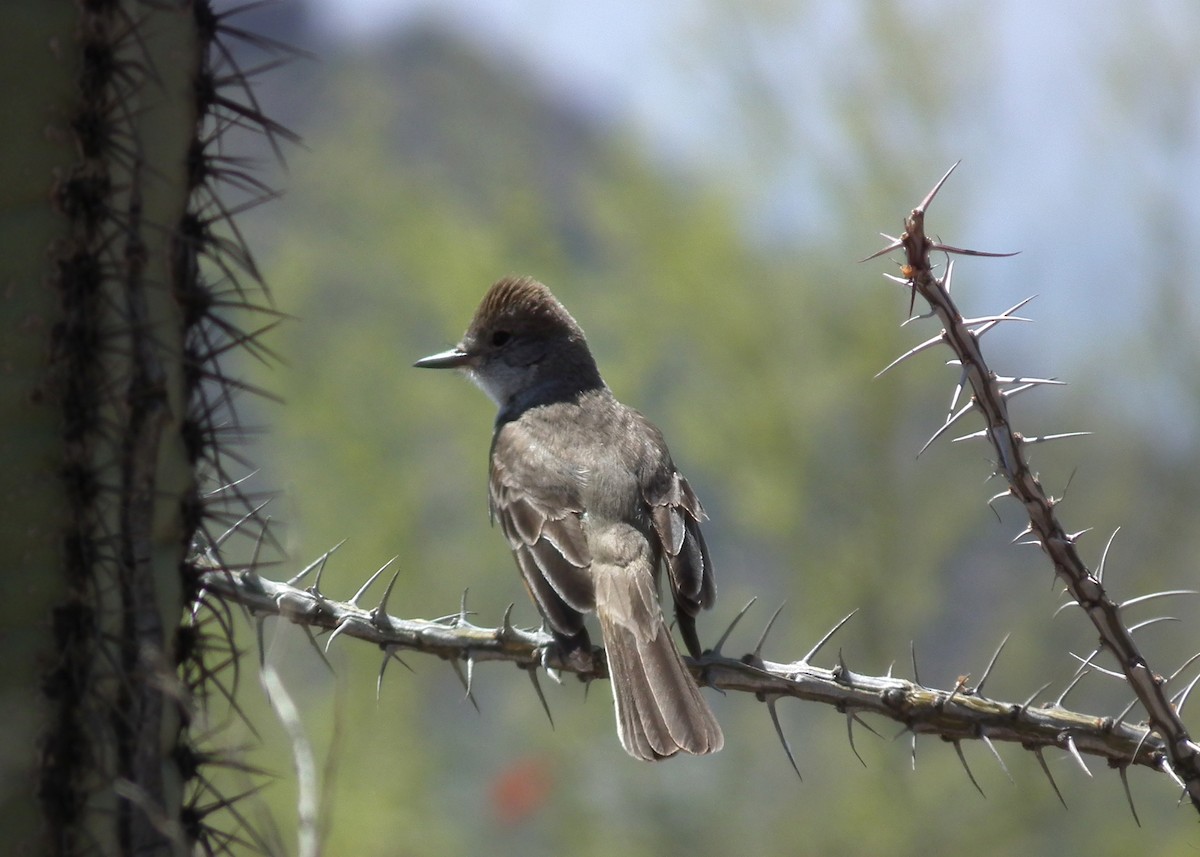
[210,1,1200,854]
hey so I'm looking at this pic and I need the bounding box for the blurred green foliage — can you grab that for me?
[210,9,1200,857]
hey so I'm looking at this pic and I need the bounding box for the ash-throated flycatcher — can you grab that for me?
[416,276,723,760]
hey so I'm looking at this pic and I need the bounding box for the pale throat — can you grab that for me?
[469,359,605,420]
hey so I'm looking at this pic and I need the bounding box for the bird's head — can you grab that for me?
[416,276,604,410]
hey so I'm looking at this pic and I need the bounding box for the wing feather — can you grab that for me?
[490,420,595,634]
[647,471,715,615]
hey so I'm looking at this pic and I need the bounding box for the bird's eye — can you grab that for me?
[491,330,511,347]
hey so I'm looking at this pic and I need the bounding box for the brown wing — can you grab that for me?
[489,421,595,638]
[641,446,716,661]
[646,468,715,616]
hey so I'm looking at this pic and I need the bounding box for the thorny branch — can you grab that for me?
[865,162,1200,813]
[193,167,1199,815]
[198,565,1171,785]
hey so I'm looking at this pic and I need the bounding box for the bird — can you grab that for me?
[415,275,723,760]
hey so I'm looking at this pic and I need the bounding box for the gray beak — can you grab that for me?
[414,347,473,369]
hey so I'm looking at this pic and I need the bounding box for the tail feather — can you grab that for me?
[594,561,723,761]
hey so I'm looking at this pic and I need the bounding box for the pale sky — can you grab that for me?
[297,0,1200,442]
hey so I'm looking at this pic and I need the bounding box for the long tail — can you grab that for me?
[594,561,723,761]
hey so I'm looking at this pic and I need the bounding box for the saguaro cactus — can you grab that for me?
[0,2,280,853]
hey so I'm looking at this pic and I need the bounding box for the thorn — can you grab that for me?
[753,603,786,659]
[1168,650,1200,683]
[500,603,516,636]
[946,366,968,416]
[961,312,1033,327]
[802,609,859,664]
[1064,735,1092,777]
[376,646,412,700]
[1096,527,1121,584]
[1054,671,1089,708]
[1010,524,1033,545]
[527,667,555,728]
[1170,668,1200,716]
[1128,616,1180,634]
[1001,382,1050,399]
[845,711,869,768]
[929,241,1020,259]
[1118,766,1141,827]
[1160,757,1187,792]
[993,375,1065,387]
[986,489,1011,522]
[1066,647,1107,681]
[1119,589,1199,610]
[970,296,1038,338]
[1061,466,1079,504]
[910,641,923,687]
[1021,681,1053,710]
[859,237,905,263]
[212,493,271,548]
[246,515,271,581]
[911,732,918,771]
[371,568,403,626]
[457,588,476,626]
[324,619,351,653]
[1114,697,1140,725]
[767,697,802,780]
[950,429,988,444]
[953,741,985,797]
[286,539,347,586]
[916,160,961,213]
[917,400,977,457]
[1034,748,1068,809]
[309,552,332,597]
[1052,599,1080,618]
[1020,431,1093,445]
[712,598,756,655]
[975,633,1011,697]
[903,291,921,321]
[875,333,945,378]
[980,734,1013,784]
[1065,528,1092,543]
[448,659,480,713]
[350,557,396,607]
[901,305,937,324]
[301,626,334,674]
